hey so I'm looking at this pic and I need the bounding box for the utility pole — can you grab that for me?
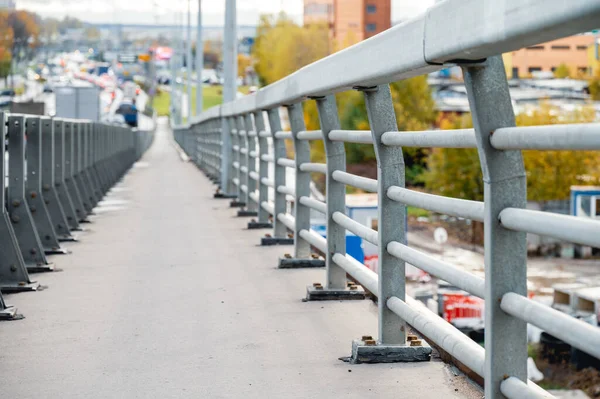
[196,0,203,114]
[169,6,177,124]
[186,0,193,121]
[219,0,237,195]
[223,0,237,103]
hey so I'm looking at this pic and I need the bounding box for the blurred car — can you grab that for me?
[115,101,138,127]
[0,89,15,97]
[43,85,53,93]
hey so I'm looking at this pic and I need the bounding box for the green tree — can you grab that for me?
[253,13,329,86]
[423,103,600,202]
[553,63,571,79]
[338,76,438,184]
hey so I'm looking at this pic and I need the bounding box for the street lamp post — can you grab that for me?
[186,0,192,121]
[196,0,203,114]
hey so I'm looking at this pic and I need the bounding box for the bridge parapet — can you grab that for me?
[174,1,600,397]
[0,113,153,320]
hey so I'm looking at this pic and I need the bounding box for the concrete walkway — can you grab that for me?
[0,120,481,399]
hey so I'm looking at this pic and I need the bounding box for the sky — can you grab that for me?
[16,0,435,26]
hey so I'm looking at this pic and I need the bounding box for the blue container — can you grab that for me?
[311,224,364,263]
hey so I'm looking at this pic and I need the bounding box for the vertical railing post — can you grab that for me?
[40,117,73,241]
[53,119,80,231]
[63,120,87,222]
[236,115,251,215]
[463,56,527,399]
[248,110,272,229]
[24,116,64,254]
[7,115,53,272]
[217,115,235,198]
[237,113,258,217]
[229,116,244,206]
[73,121,93,214]
[0,112,36,292]
[286,103,311,259]
[315,95,347,289]
[262,107,293,245]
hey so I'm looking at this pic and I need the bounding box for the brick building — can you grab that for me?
[303,0,391,47]
[505,34,596,78]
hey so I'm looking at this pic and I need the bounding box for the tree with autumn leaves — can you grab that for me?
[0,9,40,85]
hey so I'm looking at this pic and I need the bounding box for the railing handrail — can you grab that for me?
[186,0,600,125]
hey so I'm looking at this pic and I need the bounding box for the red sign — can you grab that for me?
[442,293,484,323]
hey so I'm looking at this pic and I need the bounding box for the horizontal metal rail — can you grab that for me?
[260,177,274,188]
[274,131,292,140]
[328,130,373,143]
[261,201,274,215]
[387,186,484,221]
[277,185,294,197]
[249,191,259,203]
[261,154,274,162]
[331,171,377,192]
[332,211,378,245]
[299,196,327,214]
[299,229,327,252]
[258,130,271,138]
[381,129,477,148]
[500,292,600,359]
[297,130,323,141]
[491,123,600,150]
[499,208,600,248]
[387,242,485,298]
[500,377,555,399]
[388,296,486,378]
[277,158,296,168]
[277,213,295,230]
[299,162,327,174]
[249,171,259,181]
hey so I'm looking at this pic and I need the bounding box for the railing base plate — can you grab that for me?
[57,235,78,242]
[0,282,40,293]
[230,200,245,208]
[214,193,237,199]
[278,258,324,269]
[44,247,69,255]
[247,222,273,229]
[27,263,57,274]
[305,285,366,301]
[237,210,258,217]
[261,237,294,246]
[0,305,23,321]
[349,339,432,364]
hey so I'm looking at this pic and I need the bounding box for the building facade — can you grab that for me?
[0,0,15,9]
[303,0,391,47]
[506,34,596,78]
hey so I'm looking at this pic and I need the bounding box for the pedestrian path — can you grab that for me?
[0,120,480,398]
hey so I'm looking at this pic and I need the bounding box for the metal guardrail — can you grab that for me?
[0,113,153,320]
[173,1,600,398]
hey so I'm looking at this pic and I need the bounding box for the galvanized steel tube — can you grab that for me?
[328,130,373,143]
[299,196,327,214]
[332,211,378,245]
[387,186,484,221]
[387,241,485,298]
[299,162,327,174]
[298,229,327,253]
[332,171,377,192]
[491,123,600,150]
[381,129,476,148]
[501,292,600,359]
[499,208,600,248]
